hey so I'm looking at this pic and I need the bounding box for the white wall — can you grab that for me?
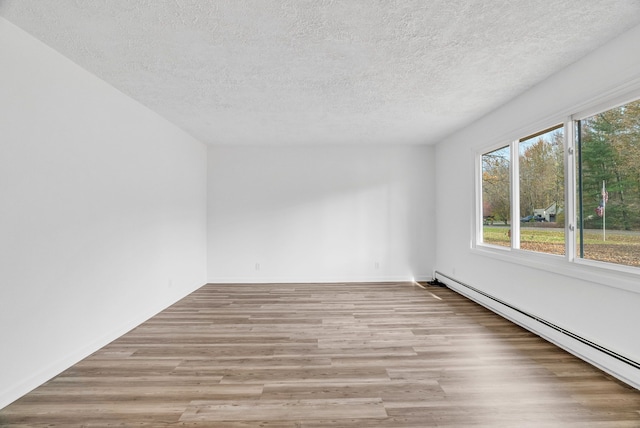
[0,18,207,408]
[208,145,434,283]
[435,23,640,386]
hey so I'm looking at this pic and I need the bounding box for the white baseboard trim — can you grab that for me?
[207,274,432,284]
[435,272,640,390]
[0,280,205,410]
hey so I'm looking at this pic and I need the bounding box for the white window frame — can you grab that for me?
[571,89,640,276]
[473,86,640,293]
[476,142,514,251]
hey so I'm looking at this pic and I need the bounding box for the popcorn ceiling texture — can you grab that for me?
[2,1,640,145]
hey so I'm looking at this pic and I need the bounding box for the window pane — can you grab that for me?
[519,126,565,255]
[578,99,640,267]
[482,146,511,247]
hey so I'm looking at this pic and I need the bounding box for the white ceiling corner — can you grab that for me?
[2,1,640,146]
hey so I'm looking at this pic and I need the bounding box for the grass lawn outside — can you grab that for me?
[482,226,640,267]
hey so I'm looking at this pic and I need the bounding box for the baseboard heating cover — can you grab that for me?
[434,270,640,390]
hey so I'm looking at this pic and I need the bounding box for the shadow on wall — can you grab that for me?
[207,145,433,282]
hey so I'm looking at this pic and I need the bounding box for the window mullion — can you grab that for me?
[565,118,577,262]
[511,140,520,249]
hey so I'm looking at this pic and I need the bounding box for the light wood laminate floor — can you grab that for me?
[1,282,639,427]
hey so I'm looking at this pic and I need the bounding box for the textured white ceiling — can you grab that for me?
[2,1,640,145]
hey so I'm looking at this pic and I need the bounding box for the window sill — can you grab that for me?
[472,244,640,294]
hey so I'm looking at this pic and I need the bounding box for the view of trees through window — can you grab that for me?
[578,99,640,267]
[482,146,510,247]
[519,126,565,255]
[480,97,640,269]
[480,96,640,269]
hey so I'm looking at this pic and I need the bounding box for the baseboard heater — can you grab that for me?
[434,270,640,371]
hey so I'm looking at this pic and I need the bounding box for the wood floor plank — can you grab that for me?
[179,398,387,422]
[1,282,639,427]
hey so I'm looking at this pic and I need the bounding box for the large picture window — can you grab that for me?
[577,99,640,268]
[477,94,640,273]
